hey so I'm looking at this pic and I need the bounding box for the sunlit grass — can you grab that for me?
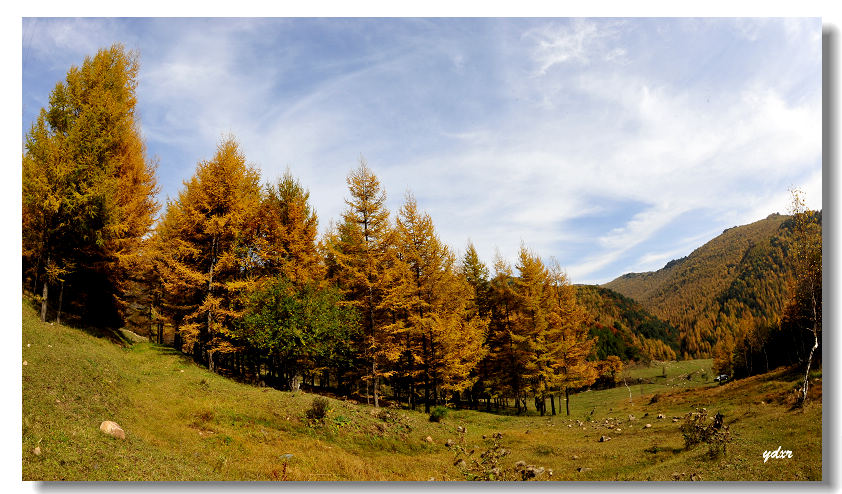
[22,301,820,481]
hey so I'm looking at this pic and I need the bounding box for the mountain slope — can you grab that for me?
[603,213,806,359]
[576,285,680,362]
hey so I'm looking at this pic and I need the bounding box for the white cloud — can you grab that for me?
[22,18,822,286]
[524,19,626,75]
[386,21,820,282]
[23,18,121,63]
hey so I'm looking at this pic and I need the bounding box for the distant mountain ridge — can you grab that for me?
[603,213,807,359]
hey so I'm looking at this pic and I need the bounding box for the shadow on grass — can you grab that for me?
[24,292,135,346]
[146,344,186,357]
[142,342,205,369]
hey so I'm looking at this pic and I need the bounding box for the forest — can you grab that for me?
[604,210,823,386]
[22,44,823,419]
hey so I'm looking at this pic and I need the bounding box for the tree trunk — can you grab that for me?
[56,281,64,325]
[371,360,380,408]
[423,335,430,413]
[174,325,181,352]
[565,388,571,416]
[40,279,49,322]
[32,253,40,295]
[799,284,821,405]
[550,394,556,415]
[800,330,819,405]
[204,235,217,363]
[410,382,415,410]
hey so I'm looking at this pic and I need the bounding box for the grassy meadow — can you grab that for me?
[21,300,821,481]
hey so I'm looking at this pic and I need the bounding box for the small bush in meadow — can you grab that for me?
[680,408,732,457]
[451,432,550,481]
[306,396,330,421]
[429,405,449,422]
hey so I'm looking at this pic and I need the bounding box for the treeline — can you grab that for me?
[22,44,623,416]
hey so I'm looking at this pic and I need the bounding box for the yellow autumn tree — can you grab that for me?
[259,169,323,285]
[486,247,595,415]
[23,116,75,322]
[327,158,398,407]
[783,188,822,405]
[155,136,262,368]
[428,270,487,402]
[460,242,495,409]
[22,44,159,326]
[389,193,486,411]
[485,252,528,412]
[546,258,597,416]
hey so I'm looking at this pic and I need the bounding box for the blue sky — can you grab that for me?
[21,18,822,284]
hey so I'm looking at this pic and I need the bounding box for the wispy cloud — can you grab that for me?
[524,19,626,74]
[21,18,822,286]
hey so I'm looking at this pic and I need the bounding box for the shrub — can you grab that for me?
[306,396,330,421]
[679,408,732,456]
[376,408,394,422]
[451,432,550,481]
[429,405,449,422]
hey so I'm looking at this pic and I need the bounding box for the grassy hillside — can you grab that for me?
[603,214,800,358]
[22,300,821,481]
[576,285,680,361]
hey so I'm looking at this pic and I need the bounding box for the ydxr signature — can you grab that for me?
[763,446,793,463]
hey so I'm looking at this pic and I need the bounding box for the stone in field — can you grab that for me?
[99,421,126,439]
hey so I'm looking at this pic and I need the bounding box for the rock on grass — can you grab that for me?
[100,421,126,440]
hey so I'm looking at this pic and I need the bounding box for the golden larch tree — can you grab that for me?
[155,136,262,368]
[22,43,158,327]
[546,258,597,416]
[327,158,396,407]
[390,193,486,411]
[259,169,323,285]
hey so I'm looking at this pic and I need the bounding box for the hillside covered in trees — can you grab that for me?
[575,285,679,362]
[604,214,808,359]
[22,44,822,421]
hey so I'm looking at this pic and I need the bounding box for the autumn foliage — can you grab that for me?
[22,44,821,416]
[23,44,159,328]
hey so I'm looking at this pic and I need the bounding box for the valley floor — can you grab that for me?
[22,302,821,481]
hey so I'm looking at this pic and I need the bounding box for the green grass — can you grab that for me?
[22,301,821,481]
[625,359,713,381]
